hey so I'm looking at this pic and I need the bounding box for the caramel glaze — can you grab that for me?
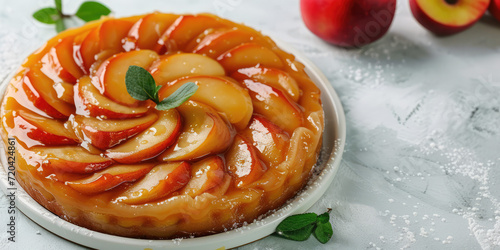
[0,13,324,238]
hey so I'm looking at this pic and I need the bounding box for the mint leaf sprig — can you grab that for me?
[125,66,198,110]
[33,0,111,32]
[273,208,333,244]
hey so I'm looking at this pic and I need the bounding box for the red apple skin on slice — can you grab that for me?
[158,75,252,129]
[78,113,158,150]
[217,43,283,73]
[155,14,224,53]
[192,29,267,59]
[410,0,489,36]
[225,135,267,188]
[75,76,149,119]
[119,162,191,204]
[105,109,181,164]
[22,67,75,119]
[180,156,225,197]
[32,146,113,174]
[240,79,303,134]
[150,53,225,85]
[41,36,83,83]
[13,110,77,147]
[125,13,179,50]
[67,164,154,194]
[232,66,300,102]
[159,101,234,162]
[94,50,159,106]
[240,115,290,166]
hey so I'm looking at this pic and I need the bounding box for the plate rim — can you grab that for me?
[0,37,346,250]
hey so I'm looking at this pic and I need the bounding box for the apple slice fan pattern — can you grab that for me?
[0,13,324,238]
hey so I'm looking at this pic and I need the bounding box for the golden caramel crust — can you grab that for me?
[1,13,324,239]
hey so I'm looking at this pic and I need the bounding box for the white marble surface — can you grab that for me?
[1,0,500,249]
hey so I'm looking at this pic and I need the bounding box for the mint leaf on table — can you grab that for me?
[125,66,198,110]
[275,213,318,232]
[313,211,333,244]
[275,223,315,241]
[32,7,59,24]
[273,209,333,244]
[33,0,111,33]
[75,1,111,22]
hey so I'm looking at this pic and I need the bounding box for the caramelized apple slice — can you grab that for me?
[41,36,83,83]
[75,76,149,119]
[99,19,135,51]
[105,109,181,164]
[13,110,77,147]
[53,81,75,104]
[120,162,191,204]
[193,29,266,58]
[158,76,252,129]
[125,13,179,50]
[32,146,113,174]
[150,53,225,85]
[241,79,303,134]
[94,50,159,106]
[217,43,283,73]
[159,101,233,161]
[156,15,224,52]
[232,67,300,102]
[225,135,267,188]
[240,115,290,166]
[67,164,154,194]
[77,27,100,72]
[180,156,225,197]
[22,67,75,119]
[78,113,158,150]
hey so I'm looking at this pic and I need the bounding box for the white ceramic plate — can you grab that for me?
[0,38,346,250]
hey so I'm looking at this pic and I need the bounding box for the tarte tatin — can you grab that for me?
[0,12,324,238]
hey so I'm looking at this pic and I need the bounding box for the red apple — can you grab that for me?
[300,0,396,47]
[67,163,154,194]
[490,0,500,22]
[410,0,490,36]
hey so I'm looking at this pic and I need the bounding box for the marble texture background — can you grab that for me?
[1,0,500,249]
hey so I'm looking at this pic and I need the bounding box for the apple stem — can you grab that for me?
[444,0,458,5]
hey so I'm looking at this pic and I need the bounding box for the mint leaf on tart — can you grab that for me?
[125,65,198,110]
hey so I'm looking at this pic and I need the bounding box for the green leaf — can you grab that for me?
[75,1,111,22]
[55,18,66,32]
[276,213,317,232]
[125,66,158,102]
[274,223,314,241]
[156,82,198,110]
[317,211,330,224]
[54,0,62,12]
[33,7,60,24]
[313,221,333,244]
